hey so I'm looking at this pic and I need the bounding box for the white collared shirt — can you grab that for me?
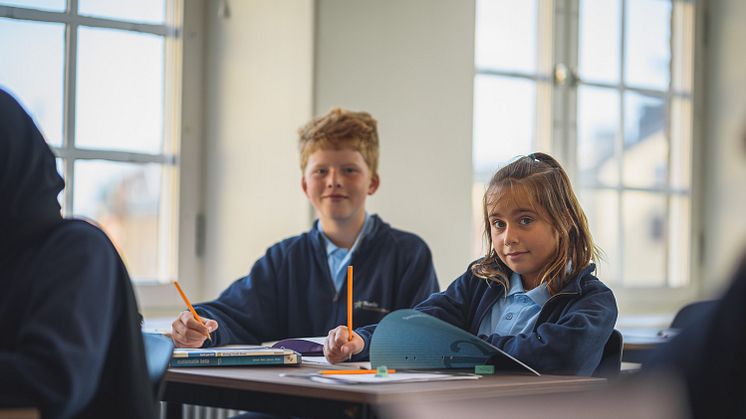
[318,213,374,293]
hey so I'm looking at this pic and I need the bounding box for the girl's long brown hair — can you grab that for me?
[471,153,600,294]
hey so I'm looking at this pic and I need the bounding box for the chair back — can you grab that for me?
[593,329,623,379]
[671,300,717,329]
[143,332,174,399]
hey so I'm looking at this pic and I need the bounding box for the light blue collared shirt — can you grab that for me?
[478,272,551,337]
[318,213,374,293]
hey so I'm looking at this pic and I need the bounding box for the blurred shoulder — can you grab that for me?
[43,218,117,256]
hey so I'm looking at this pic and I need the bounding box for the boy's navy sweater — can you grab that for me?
[196,215,439,346]
[355,262,618,376]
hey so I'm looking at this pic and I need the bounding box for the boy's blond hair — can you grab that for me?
[298,108,379,176]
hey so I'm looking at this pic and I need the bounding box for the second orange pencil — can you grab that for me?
[347,265,353,341]
[319,369,396,375]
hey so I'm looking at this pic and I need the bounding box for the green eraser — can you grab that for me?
[375,365,389,377]
[475,365,495,375]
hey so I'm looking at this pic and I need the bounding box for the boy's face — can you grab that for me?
[487,188,559,289]
[302,147,379,226]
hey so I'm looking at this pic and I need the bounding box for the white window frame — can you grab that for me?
[1,1,203,310]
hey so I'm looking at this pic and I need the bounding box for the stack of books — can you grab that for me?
[170,345,301,367]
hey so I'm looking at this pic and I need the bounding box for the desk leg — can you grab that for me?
[165,402,183,419]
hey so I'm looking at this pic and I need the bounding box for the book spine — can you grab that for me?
[174,351,283,358]
[169,354,300,367]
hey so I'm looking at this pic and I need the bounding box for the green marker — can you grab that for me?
[475,365,495,375]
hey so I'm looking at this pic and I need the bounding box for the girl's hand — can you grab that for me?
[323,325,364,364]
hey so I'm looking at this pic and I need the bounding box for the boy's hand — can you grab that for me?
[324,325,364,364]
[171,311,218,348]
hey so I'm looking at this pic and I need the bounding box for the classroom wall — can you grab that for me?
[314,0,476,286]
[200,0,314,299]
[702,0,746,292]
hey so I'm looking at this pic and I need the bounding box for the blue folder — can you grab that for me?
[370,309,539,375]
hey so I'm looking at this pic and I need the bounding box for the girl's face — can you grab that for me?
[488,187,559,290]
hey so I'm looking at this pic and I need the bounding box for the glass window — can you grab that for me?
[2,2,179,283]
[475,0,537,73]
[78,0,166,24]
[625,0,672,90]
[473,75,535,175]
[74,161,162,279]
[76,27,165,154]
[578,0,621,84]
[475,0,695,292]
[577,86,620,188]
[622,191,667,287]
[579,189,621,284]
[623,92,667,189]
[0,0,64,12]
[0,18,64,146]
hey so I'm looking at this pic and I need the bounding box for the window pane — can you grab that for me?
[475,0,536,73]
[0,0,64,11]
[73,160,162,280]
[623,92,667,188]
[0,18,64,146]
[79,0,166,24]
[577,86,619,187]
[623,191,666,287]
[76,27,164,154]
[625,0,671,90]
[579,189,620,285]
[578,0,620,83]
[473,75,535,174]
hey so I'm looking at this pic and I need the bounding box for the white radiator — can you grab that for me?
[159,402,244,419]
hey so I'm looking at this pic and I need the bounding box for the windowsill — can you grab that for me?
[615,313,673,330]
[142,316,174,334]
[133,281,185,316]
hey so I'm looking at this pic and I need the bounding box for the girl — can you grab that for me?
[323,152,618,375]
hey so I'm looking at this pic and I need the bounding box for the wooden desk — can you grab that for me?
[622,333,672,363]
[162,366,606,419]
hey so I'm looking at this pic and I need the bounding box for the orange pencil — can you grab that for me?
[319,369,396,375]
[173,280,212,342]
[347,265,353,341]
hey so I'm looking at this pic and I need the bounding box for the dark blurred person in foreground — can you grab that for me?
[0,89,155,418]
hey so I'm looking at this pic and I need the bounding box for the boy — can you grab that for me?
[172,108,439,347]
